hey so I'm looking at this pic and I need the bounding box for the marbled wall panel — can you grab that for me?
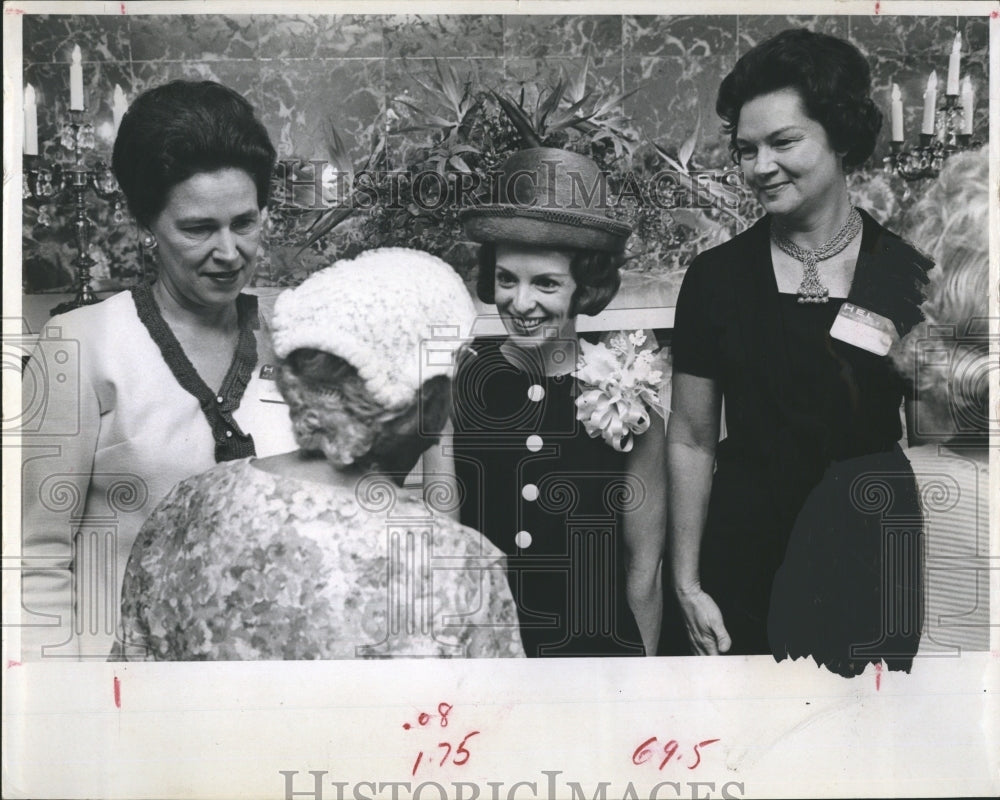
[130,60,265,114]
[848,14,956,60]
[383,15,503,58]
[624,15,736,59]
[255,14,384,59]
[623,55,735,166]
[259,59,384,162]
[129,14,258,61]
[23,14,131,64]
[736,14,848,55]
[504,15,622,58]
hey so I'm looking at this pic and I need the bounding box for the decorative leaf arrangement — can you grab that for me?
[264,56,760,293]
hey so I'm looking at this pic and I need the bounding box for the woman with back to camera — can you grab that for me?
[667,29,932,675]
[891,147,990,655]
[117,249,524,660]
[21,80,296,660]
[424,147,668,658]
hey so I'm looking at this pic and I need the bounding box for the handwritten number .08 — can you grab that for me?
[632,736,720,771]
[404,702,453,731]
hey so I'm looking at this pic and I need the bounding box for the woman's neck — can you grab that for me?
[502,332,579,377]
[775,188,854,251]
[152,279,238,331]
[252,450,369,488]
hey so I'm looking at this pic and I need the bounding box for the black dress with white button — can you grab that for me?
[451,337,645,657]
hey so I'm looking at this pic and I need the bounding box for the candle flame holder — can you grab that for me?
[23,110,126,316]
[884,95,980,182]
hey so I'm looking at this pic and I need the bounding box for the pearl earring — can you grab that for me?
[141,233,157,250]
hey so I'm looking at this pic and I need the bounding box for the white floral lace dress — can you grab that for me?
[118,458,524,660]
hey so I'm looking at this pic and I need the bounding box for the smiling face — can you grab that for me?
[735,88,847,225]
[494,243,577,349]
[144,168,263,312]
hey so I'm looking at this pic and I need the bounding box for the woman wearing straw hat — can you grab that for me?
[426,147,668,658]
[116,248,524,660]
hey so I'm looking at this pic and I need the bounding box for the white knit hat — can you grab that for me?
[271,248,476,410]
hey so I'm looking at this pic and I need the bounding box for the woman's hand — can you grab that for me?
[676,585,731,655]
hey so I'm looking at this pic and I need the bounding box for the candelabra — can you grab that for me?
[883,95,980,182]
[23,110,125,316]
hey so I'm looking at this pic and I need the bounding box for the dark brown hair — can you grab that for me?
[112,80,275,226]
[475,243,622,317]
[717,28,882,170]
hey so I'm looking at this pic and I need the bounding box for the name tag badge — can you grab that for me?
[829,302,898,356]
[257,364,287,404]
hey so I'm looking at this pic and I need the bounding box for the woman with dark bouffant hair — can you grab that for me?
[423,147,669,659]
[21,80,297,661]
[666,29,933,675]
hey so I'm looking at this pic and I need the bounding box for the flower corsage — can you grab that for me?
[574,330,667,453]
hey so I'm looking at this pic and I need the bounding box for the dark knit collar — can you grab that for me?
[131,282,259,462]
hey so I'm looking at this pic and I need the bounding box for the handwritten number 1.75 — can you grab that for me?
[411,731,480,776]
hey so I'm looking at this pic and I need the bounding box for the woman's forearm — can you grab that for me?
[667,439,716,593]
[623,493,665,654]
[664,372,721,595]
[622,414,667,655]
[625,560,662,655]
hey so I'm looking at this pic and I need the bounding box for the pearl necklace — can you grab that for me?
[771,208,863,304]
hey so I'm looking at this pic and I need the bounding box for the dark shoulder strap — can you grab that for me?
[849,209,935,337]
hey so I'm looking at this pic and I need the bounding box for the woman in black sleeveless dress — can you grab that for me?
[667,29,931,675]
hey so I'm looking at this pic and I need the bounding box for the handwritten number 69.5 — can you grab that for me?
[632,736,720,770]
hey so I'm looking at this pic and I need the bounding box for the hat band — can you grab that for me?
[461,205,632,236]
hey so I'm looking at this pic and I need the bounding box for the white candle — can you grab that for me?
[112,84,128,135]
[946,33,961,95]
[23,84,38,155]
[890,83,903,142]
[921,70,938,136]
[960,76,974,135]
[69,45,84,110]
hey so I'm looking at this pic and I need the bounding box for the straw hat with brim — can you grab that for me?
[461,147,632,254]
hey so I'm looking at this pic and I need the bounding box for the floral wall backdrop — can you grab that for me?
[21,13,990,309]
